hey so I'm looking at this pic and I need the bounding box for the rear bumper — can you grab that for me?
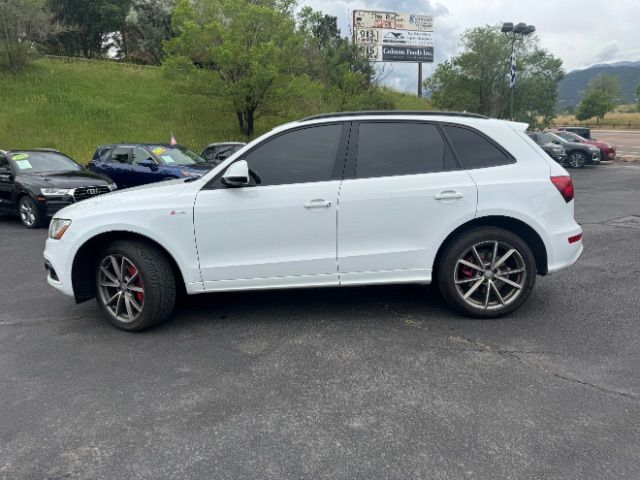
[545,223,584,275]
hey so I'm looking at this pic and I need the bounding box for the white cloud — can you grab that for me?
[300,0,640,91]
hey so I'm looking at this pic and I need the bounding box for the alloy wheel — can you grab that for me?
[19,199,36,227]
[454,240,527,310]
[568,152,585,168]
[97,254,145,323]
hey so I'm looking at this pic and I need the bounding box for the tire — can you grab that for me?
[437,227,537,319]
[18,195,43,229]
[567,151,586,168]
[95,240,176,331]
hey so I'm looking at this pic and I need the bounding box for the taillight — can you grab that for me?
[551,176,574,202]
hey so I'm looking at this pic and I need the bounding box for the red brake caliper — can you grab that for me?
[128,266,144,303]
[461,255,475,277]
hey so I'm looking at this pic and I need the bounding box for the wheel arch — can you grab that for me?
[432,215,548,280]
[71,230,186,303]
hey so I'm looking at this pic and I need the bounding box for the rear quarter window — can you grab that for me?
[443,125,514,169]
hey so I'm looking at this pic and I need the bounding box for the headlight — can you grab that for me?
[589,147,599,152]
[41,188,71,196]
[108,182,117,191]
[49,219,72,240]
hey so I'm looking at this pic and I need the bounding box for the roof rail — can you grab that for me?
[300,110,489,122]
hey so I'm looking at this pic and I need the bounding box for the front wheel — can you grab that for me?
[567,151,586,168]
[437,227,537,318]
[95,240,176,331]
[18,196,43,229]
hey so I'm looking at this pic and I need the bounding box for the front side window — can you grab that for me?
[443,125,513,169]
[356,122,446,178]
[132,148,154,165]
[243,124,343,186]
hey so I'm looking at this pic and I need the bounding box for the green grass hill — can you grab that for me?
[0,57,432,162]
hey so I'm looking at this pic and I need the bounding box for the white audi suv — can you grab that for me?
[44,111,583,331]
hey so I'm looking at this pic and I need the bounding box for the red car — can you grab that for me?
[554,130,616,160]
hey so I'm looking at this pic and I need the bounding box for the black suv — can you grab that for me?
[528,131,600,168]
[0,149,115,228]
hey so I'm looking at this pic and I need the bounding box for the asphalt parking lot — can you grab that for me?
[1,164,639,480]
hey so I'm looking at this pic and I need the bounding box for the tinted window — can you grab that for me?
[9,152,81,173]
[538,133,559,144]
[110,148,130,163]
[443,125,512,169]
[356,122,446,178]
[244,124,342,186]
[132,148,154,165]
[0,155,10,170]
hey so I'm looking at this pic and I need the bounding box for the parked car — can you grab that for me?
[201,142,246,166]
[0,149,115,229]
[560,126,592,139]
[527,131,600,168]
[526,133,566,164]
[44,111,583,331]
[554,130,616,161]
[89,144,212,189]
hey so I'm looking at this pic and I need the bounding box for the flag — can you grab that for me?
[509,43,516,88]
[170,131,177,146]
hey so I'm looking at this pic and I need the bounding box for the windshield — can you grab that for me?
[10,152,81,173]
[148,146,206,166]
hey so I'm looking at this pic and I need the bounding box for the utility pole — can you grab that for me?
[417,63,423,97]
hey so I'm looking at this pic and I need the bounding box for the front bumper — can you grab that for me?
[587,151,601,164]
[44,239,75,297]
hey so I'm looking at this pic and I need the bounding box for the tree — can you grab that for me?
[575,74,621,124]
[123,0,174,64]
[165,0,306,137]
[636,84,640,112]
[46,0,131,58]
[0,0,55,71]
[425,25,564,127]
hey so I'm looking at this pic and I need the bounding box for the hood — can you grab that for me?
[22,169,112,187]
[166,163,212,173]
[585,139,612,149]
[55,178,194,219]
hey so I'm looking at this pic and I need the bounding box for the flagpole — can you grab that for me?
[509,36,516,121]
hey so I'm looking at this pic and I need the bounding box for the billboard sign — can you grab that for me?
[353,11,434,32]
[355,29,434,47]
[353,10,434,63]
[360,45,434,63]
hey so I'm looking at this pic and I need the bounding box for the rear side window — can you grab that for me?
[110,148,130,164]
[356,122,447,178]
[443,125,513,169]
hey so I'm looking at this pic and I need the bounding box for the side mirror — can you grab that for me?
[222,160,250,187]
[0,168,13,182]
[138,159,156,169]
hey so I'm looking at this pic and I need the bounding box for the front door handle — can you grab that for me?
[304,199,332,209]
[434,190,464,200]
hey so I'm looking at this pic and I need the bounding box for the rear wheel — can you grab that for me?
[18,196,43,229]
[567,151,586,168]
[437,227,536,318]
[95,240,176,331]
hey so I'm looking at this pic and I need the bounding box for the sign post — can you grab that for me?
[352,10,434,97]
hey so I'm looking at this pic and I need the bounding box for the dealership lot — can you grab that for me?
[1,164,639,479]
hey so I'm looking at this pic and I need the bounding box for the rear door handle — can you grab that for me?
[434,190,464,200]
[304,199,332,209]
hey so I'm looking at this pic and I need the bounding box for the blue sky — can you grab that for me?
[301,0,640,92]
